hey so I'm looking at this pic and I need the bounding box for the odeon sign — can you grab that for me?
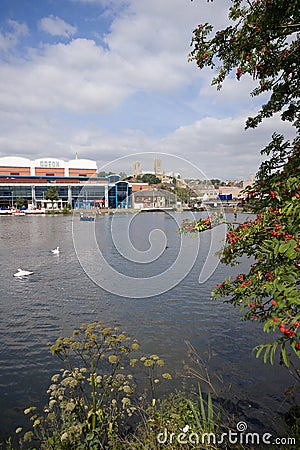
[38,159,61,168]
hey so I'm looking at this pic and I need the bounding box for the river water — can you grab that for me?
[0,212,297,440]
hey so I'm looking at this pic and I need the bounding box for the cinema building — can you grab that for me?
[0,156,134,209]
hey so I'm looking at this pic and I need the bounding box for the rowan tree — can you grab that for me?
[185,0,300,370]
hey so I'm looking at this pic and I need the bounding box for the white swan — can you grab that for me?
[14,268,34,277]
[51,246,60,255]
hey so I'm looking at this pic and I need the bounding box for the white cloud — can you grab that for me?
[0,38,132,113]
[0,0,295,180]
[0,0,230,115]
[38,16,77,37]
[158,113,296,179]
[0,105,295,181]
[0,19,28,53]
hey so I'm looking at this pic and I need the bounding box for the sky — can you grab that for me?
[0,0,295,180]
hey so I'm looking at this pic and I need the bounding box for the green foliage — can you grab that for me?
[189,0,300,129]
[211,140,300,369]
[188,384,215,434]
[15,197,25,209]
[7,323,297,449]
[186,0,300,370]
[45,186,59,203]
[97,171,114,177]
[119,172,127,180]
[120,389,219,450]
[14,322,171,450]
[0,437,14,450]
[62,204,72,214]
[179,213,224,234]
[136,173,160,184]
[182,141,300,368]
[173,187,190,204]
[131,354,172,409]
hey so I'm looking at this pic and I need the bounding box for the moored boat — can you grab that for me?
[80,213,95,222]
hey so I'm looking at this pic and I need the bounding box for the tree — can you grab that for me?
[185,0,300,370]
[45,186,59,209]
[174,186,190,204]
[137,173,161,184]
[210,179,221,188]
[190,0,299,128]
[98,171,114,177]
[16,197,26,209]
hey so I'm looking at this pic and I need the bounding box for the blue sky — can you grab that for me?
[0,0,294,180]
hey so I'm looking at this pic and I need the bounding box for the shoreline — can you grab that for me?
[0,206,249,217]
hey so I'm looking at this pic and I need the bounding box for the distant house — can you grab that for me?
[133,188,177,210]
[189,185,219,202]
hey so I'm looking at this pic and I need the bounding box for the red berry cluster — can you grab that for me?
[247,300,266,321]
[278,321,298,338]
[270,231,295,240]
[280,49,291,59]
[236,67,242,80]
[215,281,227,292]
[240,279,252,289]
[226,230,240,244]
[266,271,274,281]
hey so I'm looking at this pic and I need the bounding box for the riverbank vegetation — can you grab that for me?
[0,323,222,449]
[1,321,299,450]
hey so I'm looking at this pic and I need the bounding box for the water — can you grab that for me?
[0,213,297,440]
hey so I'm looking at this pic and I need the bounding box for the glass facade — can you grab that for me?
[0,185,32,207]
[108,181,132,209]
[73,184,107,209]
[0,180,132,209]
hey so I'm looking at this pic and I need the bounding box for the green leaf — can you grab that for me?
[263,345,271,364]
[270,342,278,365]
[263,319,274,333]
[281,343,290,368]
[255,345,265,359]
[279,242,290,254]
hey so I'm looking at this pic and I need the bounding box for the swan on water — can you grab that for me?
[14,268,34,277]
[51,246,60,255]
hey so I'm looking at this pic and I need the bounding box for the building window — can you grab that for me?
[10,172,20,176]
[46,173,55,176]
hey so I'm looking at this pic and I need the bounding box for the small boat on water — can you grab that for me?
[80,213,95,222]
[12,210,26,216]
[13,268,34,277]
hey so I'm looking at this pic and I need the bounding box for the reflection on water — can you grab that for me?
[0,213,296,439]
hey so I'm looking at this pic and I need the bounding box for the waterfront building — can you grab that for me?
[0,156,134,209]
[0,156,97,177]
[218,174,254,199]
[133,188,177,210]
